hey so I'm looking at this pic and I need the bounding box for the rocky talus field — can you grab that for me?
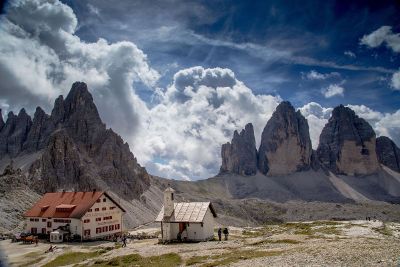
[1,220,399,267]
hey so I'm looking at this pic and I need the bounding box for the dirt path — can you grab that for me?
[1,220,399,266]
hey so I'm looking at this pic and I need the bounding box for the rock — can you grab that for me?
[26,81,150,199]
[28,130,93,193]
[51,95,65,125]
[316,105,379,175]
[0,109,32,158]
[376,136,400,172]
[23,107,54,152]
[0,109,4,131]
[220,123,258,175]
[258,101,312,176]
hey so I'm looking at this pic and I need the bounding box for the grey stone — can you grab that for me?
[316,105,379,175]
[220,123,258,175]
[258,101,312,176]
[376,136,400,172]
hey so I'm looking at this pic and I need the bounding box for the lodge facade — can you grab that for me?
[24,191,125,241]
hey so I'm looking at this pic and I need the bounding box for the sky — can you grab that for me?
[0,0,399,180]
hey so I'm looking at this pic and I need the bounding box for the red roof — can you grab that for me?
[24,191,125,218]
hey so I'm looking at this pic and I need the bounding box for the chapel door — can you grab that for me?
[179,222,185,233]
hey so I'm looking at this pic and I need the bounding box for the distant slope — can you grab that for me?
[155,168,400,225]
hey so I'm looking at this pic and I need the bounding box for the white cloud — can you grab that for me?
[134,66,281,180]
[1,0,399,181]
[322,84,344,98]
[0,0,160,138]
[298,102,332,149]
[302,70,340,80]
[360,26,400,90]
[360,26,400,53]
[391,70,400,90]
[344,50,356,58]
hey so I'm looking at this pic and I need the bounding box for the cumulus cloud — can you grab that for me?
[0,0,159,138]
[360,26,400,90]
[302,70,340,80]
[360,26,400,52]
[1,0,399,181]
[391,70,400,90]
[344,50,356,58]
[298,102,332,148]
[134,66,281,180]
[322,84,345,98]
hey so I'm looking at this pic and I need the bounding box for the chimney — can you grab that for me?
[163,186,175,217]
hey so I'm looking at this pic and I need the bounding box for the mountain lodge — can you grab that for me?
[24,191,125,242]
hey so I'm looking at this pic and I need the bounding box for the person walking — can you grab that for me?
[223,227,229,241]
[122,235,127,247]
[217,228,222,241]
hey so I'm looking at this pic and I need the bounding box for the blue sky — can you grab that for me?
[65,0,400,111]
[0,0,399,180]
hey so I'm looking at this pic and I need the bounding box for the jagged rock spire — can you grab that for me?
[376,136,400,172]
[220,123,258,175]
[258,101,312,176]
[317,105,379,175]
[0,109,4,131]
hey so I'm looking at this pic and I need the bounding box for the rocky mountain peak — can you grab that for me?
[376,136,400,172]
[0,109,4,130]
[258,101,312,176]
[220,123,258,175]
[23,106,54,152]
[51,95,65,125]
[317,105,379,175]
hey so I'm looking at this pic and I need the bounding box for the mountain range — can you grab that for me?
[1,82,400,231]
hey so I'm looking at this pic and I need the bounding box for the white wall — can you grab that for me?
[81,194,124,239]
[25,218,81,235]
[162,207,215,241]
[25,193,124,240]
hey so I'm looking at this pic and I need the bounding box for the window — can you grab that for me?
[95,208,99,211]
[103,216,112,220]
[34,218,39,222]
[30,218,34,222]
[115,224,120,230]
[31,228,37,234]
[88,209,92,212]
[109,225,114,231]
[42,228,46,234]
[47,222,52,228]
[84,219,90,223]
[42,219,47,222]
[110,207,116,210]
[171,193,174,201]
[96,227,102,234]
[59,235,62,240]
[84,229,91,236]
[96,199,101,203]
[96,217,101,222]
[102,207,106,211]
[103,198,106,202]
[102,226,107,232]
[201,222,203,227]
